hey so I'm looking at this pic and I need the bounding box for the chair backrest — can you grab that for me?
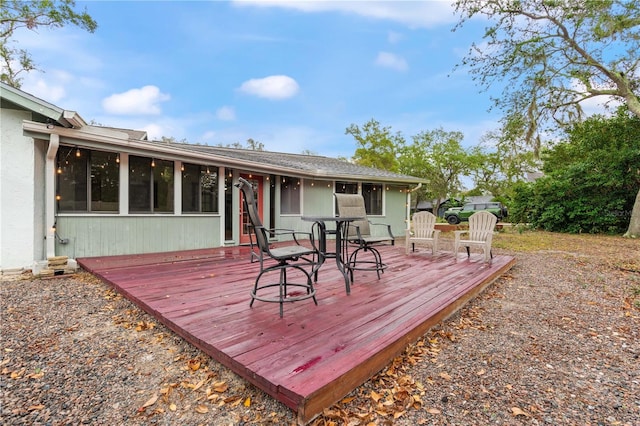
[412,211,436,238]
[468,211,497,241]
[235,177,269,254]
[334,193,370,237]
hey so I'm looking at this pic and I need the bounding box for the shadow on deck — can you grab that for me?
[77,243,515,425]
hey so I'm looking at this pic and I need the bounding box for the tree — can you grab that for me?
[510,107,640,233]
[399,128,471,216]
[469,117,540,198]
[454,0,640,237]
[219,138,264,151]
[1,0,97,87]
[346,119,404,172]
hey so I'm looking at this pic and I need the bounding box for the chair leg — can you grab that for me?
[250,262,317,317]
[466,246,470,257]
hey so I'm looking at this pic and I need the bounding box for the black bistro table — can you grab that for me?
[301,216,363,295]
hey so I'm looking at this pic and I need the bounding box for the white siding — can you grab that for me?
[0,109,38,272]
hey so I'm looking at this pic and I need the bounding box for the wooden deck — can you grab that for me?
[77,244,515,425]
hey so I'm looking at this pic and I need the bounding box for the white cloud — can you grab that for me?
[570,78,623,117]
[21,77,67,104]
[375,52,408,72]
[238,75,300,100]
[232,0,457,28]
[141,123,165,140]
[102,86,171,115]
[216,106,236,121]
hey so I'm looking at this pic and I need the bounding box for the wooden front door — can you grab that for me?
[239,175,263,245]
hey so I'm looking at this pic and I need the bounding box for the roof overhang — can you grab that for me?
[1,82,87,128]
[22,120,425,185]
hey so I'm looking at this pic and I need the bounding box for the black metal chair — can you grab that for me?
[334,193,395,280]
[235,177,318,317]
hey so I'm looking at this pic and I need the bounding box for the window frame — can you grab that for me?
[181,163,219,214]
[56,146,119,213]
[128,155,174,214]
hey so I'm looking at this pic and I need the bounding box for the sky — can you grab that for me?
[15,1,507,159]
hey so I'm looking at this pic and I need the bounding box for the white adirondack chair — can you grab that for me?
[454,211,497,262]
[405,211,440,255]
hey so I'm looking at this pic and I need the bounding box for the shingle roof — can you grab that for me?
[160,142,425,184]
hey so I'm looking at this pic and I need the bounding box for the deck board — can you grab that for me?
[77,244,514,425]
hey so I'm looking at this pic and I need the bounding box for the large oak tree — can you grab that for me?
[454,0,640,237]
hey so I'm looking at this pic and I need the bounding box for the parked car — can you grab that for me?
[444,202,508,224]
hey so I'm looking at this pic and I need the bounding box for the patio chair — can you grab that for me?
[235,177,318,317]
[405,211,440,255]
[453,211,497,262]
[334,193,395,280]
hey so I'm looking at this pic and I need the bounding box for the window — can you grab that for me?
[182,163,218,213]
[280,176,301,214]
[129,156,174,213]
[56,147,119,212]
[335,181,358,195]
[362,183,383,215]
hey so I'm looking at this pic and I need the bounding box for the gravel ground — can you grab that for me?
[1,232,639,425]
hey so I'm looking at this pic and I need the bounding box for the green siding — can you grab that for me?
[55,216,221,258]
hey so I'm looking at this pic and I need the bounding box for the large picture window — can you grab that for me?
[362,183,383,215]
[129,156,174,213]
[56,147,119,212]
[280,176,300,214]
[182,163,218,213]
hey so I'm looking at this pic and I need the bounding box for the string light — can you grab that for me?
[151,159,156,167]
[180,163,184,172]
[75,147,81,157]
[57,165,62,174]
[115,154,120,164]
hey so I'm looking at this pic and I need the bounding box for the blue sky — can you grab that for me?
[16,1,504,158]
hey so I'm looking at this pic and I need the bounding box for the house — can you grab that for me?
[0,82,425,274]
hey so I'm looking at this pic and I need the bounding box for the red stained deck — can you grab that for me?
[77,244,515,425]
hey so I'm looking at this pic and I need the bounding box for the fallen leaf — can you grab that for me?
[195,404,209,414]
[28,404,45,411]
[142,394,158,408]
[187,359,201,371]
[426,407,441,414]
[477,368,486,376]
[192,378,206,391]
[393,410,405,419]
[213,381,228,393]
[169,403,177,411]
[244,397,251,407]
[439,372,451,381]
[511,407,529,417]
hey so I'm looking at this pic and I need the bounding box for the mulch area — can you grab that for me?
[1,232,638,425]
